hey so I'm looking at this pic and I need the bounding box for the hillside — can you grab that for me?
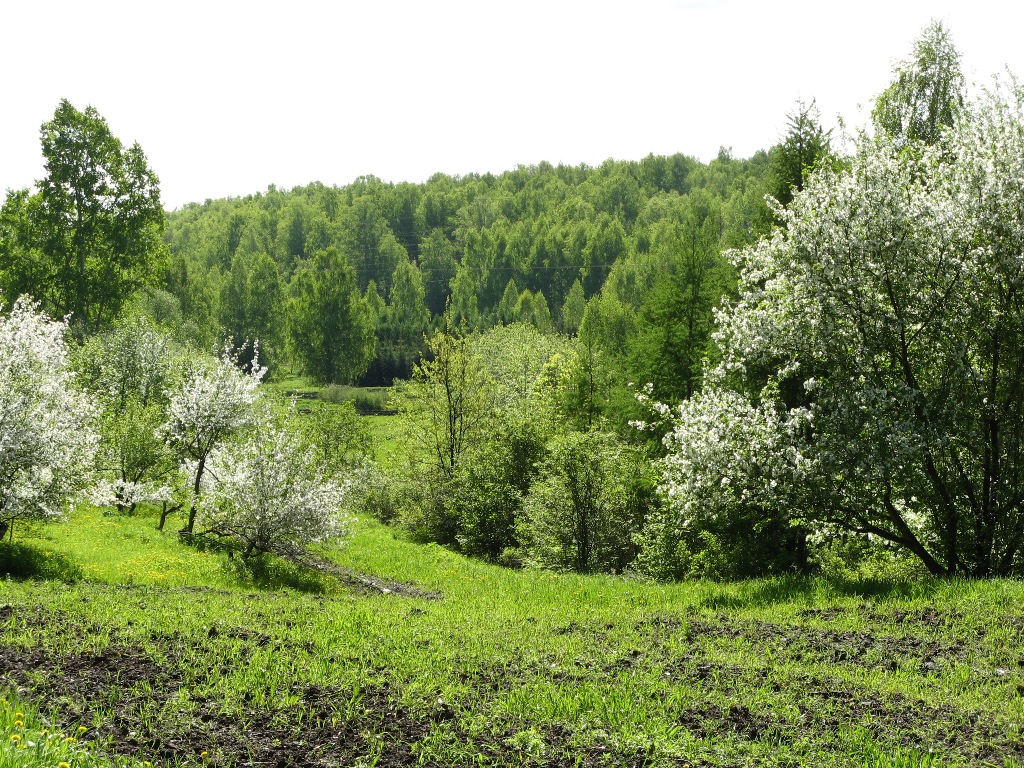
[2,507,1023,767]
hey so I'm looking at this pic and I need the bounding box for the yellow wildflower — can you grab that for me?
[59,762,71,768]
[10,734,20,742]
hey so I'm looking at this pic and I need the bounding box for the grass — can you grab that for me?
[0,691,158,768]
[321,384,392,414]
[1,505,1023,766]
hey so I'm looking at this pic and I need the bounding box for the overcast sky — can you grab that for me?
[3,0,1023,210]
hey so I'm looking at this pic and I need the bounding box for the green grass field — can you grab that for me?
[2,502,1024,767]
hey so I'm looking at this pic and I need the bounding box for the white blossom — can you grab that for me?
[0,297,98,528]
[649,81,1024,577]
[198,413,353,558]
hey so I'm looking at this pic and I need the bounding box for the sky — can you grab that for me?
[3,0,1024,210]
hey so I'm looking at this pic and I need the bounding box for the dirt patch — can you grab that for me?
[678,616,968,671]
[0,633,682,768]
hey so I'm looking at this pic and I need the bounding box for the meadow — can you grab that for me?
[1,499,1023,768]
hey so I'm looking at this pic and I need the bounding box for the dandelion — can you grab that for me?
[77,725,87,734]
[59,762,71,768]
[10,734,20,742]
[13,719,23,727]
[14,712,23,718]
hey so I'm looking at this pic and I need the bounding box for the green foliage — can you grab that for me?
[769,97,833,207]
[559,279,586,334]
[873,20,965,149]
[629,191,733,403]
[519,430,655,573]
[0,100,165,333]
[294,400,372,478]
[418,228,458,316]
[218,251,284,372]
[160,149,775,400]
[288,247,375,384]
[372,259,430,383]
[395,327,490,483]
[450,418,549,560]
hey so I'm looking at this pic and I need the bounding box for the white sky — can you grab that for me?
[3,0,1023,210]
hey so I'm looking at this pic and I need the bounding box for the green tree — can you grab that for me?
[630,193,731,402]
[448,266,481,329]
[873,20,965,149]
[78,316,179,513]
[497,278,520,325]
[288,247,375,384]
[560,279,586,335]
[418,228,458,316]
[770,98,833,207]
[375,259,430,382]
[219,252,284,371]
[393,327,491,545]
[520,431,654,573]
[339,195,407,294]
[35,99,164,331]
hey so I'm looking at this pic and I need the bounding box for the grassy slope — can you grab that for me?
[1,506,1023,767]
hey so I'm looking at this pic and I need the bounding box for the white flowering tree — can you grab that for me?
[0,297,98,537]
[160,343,265,533]
[649,82,1024,578]
[198,413,352,559]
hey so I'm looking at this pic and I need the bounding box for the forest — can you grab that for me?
[0,21,1021,584]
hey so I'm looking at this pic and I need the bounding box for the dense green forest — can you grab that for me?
[159,144,779,390]
[5,22,1024,583]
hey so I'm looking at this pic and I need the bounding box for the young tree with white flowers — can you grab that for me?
[198,412,353,559]
[647,79,1024,578]
[0,297,98,538]
[160,343,265,533]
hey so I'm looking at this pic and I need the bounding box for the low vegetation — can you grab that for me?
[2,508,1024,767]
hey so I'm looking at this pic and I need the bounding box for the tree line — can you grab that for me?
[4,22,1020,581]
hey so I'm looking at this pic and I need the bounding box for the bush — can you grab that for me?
[519,431,656,574]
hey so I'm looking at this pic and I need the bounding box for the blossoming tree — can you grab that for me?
[160,344,265,533]
[0,297,98,537]
[648,83,1024,578]
[198,412,353,559]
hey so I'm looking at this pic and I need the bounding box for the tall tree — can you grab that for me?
[288,247,375,384]
[218,251,284,371]
[873,20,965,149]
[35,99,164,330]
[418,228,458,316]
[770,98,832,207]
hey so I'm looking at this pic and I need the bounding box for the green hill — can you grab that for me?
[1,507,1022,767]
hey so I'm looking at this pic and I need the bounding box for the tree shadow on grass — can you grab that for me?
[700,574,947,610]
[0,542,84,581]
[222,552,337,594]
